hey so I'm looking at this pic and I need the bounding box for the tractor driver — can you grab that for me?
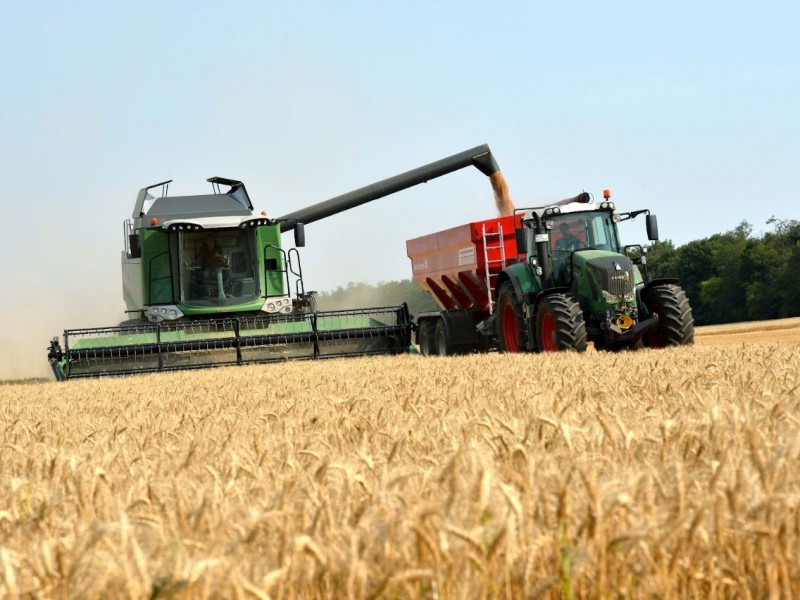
[554,223,584,253]
[552,222,584,284]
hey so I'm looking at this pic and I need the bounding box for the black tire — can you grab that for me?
[642,284,694,348]
[536,294,588,352]
[497,283,526,352]
[418,320,436,356]
[434,320,449,356]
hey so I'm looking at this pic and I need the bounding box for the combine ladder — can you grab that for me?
[481,223,506,314]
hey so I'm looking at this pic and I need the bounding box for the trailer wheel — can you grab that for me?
[536,294,587,352]
[434,320,450,356]
[418,320,437,356]
[642,284,694,348]
[498,283,525,352]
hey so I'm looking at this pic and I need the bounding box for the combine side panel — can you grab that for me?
[140,229,174,305]
[256,225,286,297]
[57,305,411,379]
[406,214,523,311]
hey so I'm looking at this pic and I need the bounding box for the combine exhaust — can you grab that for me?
[49,305,411,380]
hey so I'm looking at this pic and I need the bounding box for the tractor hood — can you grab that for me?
[570,249,640,306]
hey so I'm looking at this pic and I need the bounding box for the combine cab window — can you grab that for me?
[179,229,260,306]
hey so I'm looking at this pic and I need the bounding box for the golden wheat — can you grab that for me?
[1,336,799,598]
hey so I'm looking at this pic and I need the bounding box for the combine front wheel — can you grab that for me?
[536,294,587,352]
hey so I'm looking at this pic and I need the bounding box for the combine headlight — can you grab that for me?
[241,218,273,228]
[167,223,203,232]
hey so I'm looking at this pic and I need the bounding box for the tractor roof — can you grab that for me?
[521,200,612,222]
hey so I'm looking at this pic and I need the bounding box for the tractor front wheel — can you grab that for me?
[643,284,694,348]
[536,294,588,353]
[498,283,526,353]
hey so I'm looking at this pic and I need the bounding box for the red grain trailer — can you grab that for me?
[406,213,524,354]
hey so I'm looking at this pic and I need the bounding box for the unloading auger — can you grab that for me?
[48,145,505,379]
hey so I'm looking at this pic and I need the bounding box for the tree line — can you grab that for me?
[317,218,800,326]
[646,218,800,325]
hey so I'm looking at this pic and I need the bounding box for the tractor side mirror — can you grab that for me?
[294,222,306,247]
[515,228,527,254]
[646,214,659,241]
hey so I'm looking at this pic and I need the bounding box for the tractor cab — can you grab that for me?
[546,209,623,287]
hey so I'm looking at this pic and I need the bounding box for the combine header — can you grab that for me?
[48,145,507,379]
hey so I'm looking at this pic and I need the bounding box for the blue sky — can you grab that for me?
[1,1,798,376]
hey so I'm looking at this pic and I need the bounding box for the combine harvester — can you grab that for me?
[407,191,694,354]
[48,145,509,380]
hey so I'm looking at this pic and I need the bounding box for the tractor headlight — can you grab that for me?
[602,290,636,304]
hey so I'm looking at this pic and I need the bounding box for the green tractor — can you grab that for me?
[408,191,694,354]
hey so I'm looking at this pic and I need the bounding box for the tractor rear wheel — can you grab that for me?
[536,294,588,352]
[642,284,694,348]
[418,320,436,356]
[498,283,526,352]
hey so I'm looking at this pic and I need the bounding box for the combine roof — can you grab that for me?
[132,177,253,228]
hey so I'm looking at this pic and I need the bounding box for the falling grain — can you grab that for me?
[490,171,515,216]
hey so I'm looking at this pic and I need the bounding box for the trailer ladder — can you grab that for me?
[481,223,506,314]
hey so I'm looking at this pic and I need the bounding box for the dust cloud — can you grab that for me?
[0,279,124,381]
[490,171,515,216]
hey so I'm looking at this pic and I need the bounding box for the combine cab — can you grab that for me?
[49,145,507,379]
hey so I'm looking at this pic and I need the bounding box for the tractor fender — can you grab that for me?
[495,263,535,305]
[641,278,680,290]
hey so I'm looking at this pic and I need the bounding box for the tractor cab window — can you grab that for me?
[549,212,621,284]
[550,212,620,254]
[179,229,260,306]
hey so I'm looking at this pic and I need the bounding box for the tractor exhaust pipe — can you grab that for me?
[278,144,513,232]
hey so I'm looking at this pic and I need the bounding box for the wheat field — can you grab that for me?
[1,323,799,598]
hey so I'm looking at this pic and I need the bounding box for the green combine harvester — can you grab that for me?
[47,145,505,380]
